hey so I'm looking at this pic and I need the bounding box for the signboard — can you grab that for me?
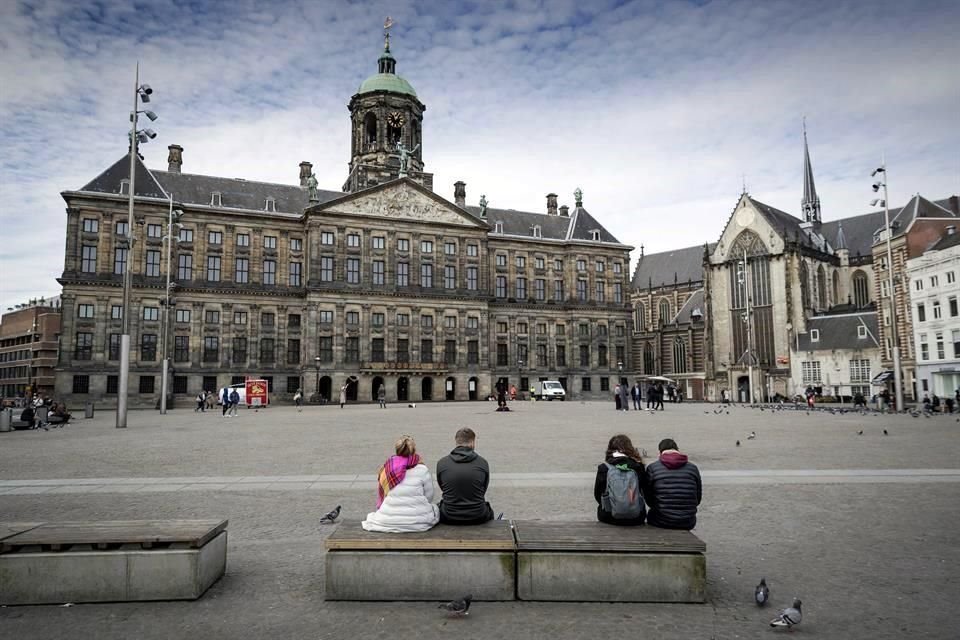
[246,379,269,407]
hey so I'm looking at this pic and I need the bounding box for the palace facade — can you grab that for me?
[55,36,632,407]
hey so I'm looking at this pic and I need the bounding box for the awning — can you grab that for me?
[871,371,894,385]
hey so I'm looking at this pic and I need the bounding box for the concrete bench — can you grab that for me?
[514,521,706,603]
[324,521,515,601]
[0,519,228,605]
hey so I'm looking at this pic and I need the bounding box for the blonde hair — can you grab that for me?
[395,435,416,457]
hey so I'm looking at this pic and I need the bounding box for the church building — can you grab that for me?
[54,31,633,406]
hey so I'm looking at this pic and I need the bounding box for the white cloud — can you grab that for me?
[1,0,958,310]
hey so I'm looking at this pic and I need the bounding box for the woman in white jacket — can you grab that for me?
[362,435,440,533]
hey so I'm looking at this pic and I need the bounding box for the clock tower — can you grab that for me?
[344,25,432,193]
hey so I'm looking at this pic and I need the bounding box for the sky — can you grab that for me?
[1,0,958,312]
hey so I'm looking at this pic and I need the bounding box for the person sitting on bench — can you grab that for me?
[362,435,439,533]
[645,438,702,530]
[19,406,38,429]
[436,428,494,525]
[47,402,71,425]
[594,434,647,526]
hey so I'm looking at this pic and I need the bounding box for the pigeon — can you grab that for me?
[438,594,472,616]
[747,431,757,440]
[883,429,889,435]
[755,578,769,606]
[408,403,417,408]
[320,505,341,524]
[857,430,863,435]
[770,598,802,630]
[736,440,741,447]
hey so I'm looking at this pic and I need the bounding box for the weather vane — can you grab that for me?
[384,16,394,51]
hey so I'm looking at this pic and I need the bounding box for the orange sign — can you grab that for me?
[246,379,269,407]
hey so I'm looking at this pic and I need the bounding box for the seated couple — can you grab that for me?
[362,428,493,533]
[595,435,702,530]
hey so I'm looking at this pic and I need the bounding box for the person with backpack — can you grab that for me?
[196,391,206,412]
[229,388,241,417]
[594,434,647,526]
[645,438,702,530]
[221,387,231,417]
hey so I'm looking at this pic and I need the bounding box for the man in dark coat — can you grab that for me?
[436,428,494,525]
[645,438,702,529]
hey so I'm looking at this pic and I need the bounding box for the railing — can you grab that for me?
[359,361,450,373]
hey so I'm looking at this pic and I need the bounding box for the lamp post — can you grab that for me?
[159,195,183,415]
[617,359,624,386]
[517,358,524,397]
[871,161,904,411]
[117,63,157,428]
[313,356,321,401]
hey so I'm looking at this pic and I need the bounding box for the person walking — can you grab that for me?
[229,388,240,417]
[378,384,386,409]
[619,383,630,412]
[632,383,641,410]
[646,382,656,409]
[294,388,303,412]
[195,391,206,412]
[221,387,230,417]
[614,384,622,411]
[339,383,347,409]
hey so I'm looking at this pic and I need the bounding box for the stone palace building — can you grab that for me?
[55,34,633,407]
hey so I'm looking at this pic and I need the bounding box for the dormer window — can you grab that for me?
[265,197,276,212]
[532,225,541,238]
[211,191,222,207]
[119,179,130,195]
[810,329,820,342]
[857,324,868,338]
[590,230,601,241]
[494,221,503,234]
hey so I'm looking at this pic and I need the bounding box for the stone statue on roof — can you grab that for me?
[306,172,319,202]
[395,140,420,178]
[479,195,488,217]
[574,187,583,207]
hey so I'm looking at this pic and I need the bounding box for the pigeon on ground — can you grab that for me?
[755,578,769,606]
[736,440,741,447]
[769,598,802,630]
[858,430,863,435]
[320,505,341,524]
[439,594,472,616]
[408,403,417,408]
[883,429,889,435]
[747,431,757,440]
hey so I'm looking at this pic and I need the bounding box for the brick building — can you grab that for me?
[0,297,61,399]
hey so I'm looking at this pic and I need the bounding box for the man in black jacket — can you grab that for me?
[436,428,494,525]
[645,438,702,529]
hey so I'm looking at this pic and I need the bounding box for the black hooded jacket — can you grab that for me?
[645,451,702,530]
[594,454,647,525]
[436,446,490,522]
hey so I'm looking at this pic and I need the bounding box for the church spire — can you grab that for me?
[801,118,821,225]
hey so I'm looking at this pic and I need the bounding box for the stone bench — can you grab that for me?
[324,520,515,601]
[514,521,706,602]
[0,519,228,605]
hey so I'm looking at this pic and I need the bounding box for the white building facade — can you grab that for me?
[788,311,882,400]
[907,232,960,398]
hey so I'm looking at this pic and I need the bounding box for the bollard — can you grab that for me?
[84,402,94,419]
[0,407,12,432]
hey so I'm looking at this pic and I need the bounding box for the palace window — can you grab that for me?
[263,259,276,285]
[177,254,192,279]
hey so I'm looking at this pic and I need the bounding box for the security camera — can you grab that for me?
[871,167,884,177]
[870,198,885,207]
[139,84,152,95]
[872,183,881,192]
[143,110,158,121]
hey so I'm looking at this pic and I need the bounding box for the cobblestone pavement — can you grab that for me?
[1,402,958,639]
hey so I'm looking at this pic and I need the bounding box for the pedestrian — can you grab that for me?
[229,388,240,417]
[655,382,665,411]
[646,383,656,409]
[221,387,230,417]
[619,383,629,412]
[378,384,386,409]
[339,383,347,409]
[614,384,622,411]
[632,383,641,410]
[195,391,206,412]
[294,388,303,412]
[206,390,215,410]
[667,383,676,403]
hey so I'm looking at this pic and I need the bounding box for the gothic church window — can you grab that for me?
[817,265,827,310]
[673,338,688,374]
[832,271,840,307]
[799,262,810,310]
[852,270,870,308]
[635,302,646,332]
[658,299,671,325]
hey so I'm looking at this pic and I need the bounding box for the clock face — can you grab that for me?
[388,111,403,128]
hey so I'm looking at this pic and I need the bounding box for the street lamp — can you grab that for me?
[617,359,624,386]
[159,196,183,415]
[118,63,158,428]
[313,356,322,401]
[871,161,904,411]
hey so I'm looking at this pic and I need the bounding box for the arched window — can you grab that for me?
[364,112,378,147]
[658,299,671,325]
[643,342,655,375]
[852,270,870,308]
[635,302,646,332]
[672,338,688,374]
[817,265,827,309]
[799,262,810,310]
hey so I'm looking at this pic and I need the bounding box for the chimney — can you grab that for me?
[167,144,183,173]
[299,161,313,187]
[559,205,569,217]
[454,181,466,208]
[546,193,558,216]
[947,225,956,236]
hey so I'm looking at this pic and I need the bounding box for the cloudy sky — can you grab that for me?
[1,0,958,311]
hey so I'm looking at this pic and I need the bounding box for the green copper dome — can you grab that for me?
[358,73,417,97]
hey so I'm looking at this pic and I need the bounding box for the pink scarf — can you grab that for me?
[376,454,422,508]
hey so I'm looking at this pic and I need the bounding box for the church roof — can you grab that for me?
[819,210,884,258]
[631,243,712,290]
[795,311,879,352]
[881,194,957,240]
[358,73,417,97]
[673,288,705,324]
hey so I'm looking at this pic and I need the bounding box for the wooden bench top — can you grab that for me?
[0,519,228,553]
[325,520,514,551]
[513,521,706,553]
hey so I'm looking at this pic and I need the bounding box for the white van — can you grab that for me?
[536,380,566,401]
[217,383,247,406]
